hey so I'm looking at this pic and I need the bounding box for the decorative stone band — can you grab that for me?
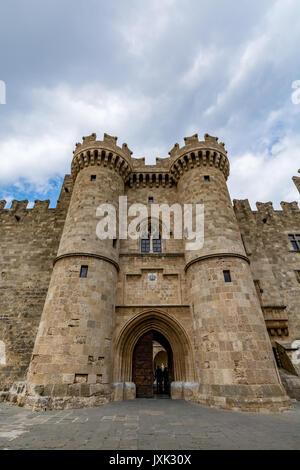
[170,148,230,182]
[184,252,250,272]
[127,171,176,188]
[53,252,120,272]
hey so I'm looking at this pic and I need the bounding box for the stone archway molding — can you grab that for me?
[112,309,198,401]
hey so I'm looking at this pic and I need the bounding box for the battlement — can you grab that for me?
[233,198,300,229]
[169,133,229,181]
[71,132,133,182]
[168,133,227,159]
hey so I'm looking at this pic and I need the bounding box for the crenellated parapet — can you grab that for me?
[280,201,300,212]
[71,132,133,182]
[169,133,229,182]
[233,199,256,226]
[293,170,300,194]
[127,171,175,188]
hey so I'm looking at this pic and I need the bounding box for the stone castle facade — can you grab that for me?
[0,132,300,412]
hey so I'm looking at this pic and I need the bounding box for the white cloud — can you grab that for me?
[181,47,220,87]
[119,0,179,57]
[0,0,299,210]
[0,84,156,189]
[229,133,300,209]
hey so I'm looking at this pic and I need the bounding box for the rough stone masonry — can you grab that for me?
[0,132,299,411]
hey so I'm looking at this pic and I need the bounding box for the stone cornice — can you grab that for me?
[184,252,250,272]
[54,252,120,271]
[119,252,185,258]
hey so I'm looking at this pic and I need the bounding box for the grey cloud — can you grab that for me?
[0,0,299,208]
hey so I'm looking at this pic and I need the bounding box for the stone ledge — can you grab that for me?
[185,252,250,272]
[54,252,119,272]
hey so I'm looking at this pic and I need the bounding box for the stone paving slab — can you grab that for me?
[0,399,299,450]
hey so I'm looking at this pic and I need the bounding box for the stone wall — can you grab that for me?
[233,198,300,344]
[0,132,299,411]
[0,176,72,388]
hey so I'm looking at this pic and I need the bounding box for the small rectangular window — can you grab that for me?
[91,175,96,181]
[288,234,300,251]
[223,270,231,283]
[113,238,117,248]
[204,175,210,182]
[141,239,150,253]
[80,266,88,278]
[153,238,162,253]
[296,271,300,283]
[148,197,153,204]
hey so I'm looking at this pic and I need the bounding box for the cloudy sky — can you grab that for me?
[0,0,299,208]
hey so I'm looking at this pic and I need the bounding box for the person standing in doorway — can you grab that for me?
[163,367,169,394]
[155,366,163,393]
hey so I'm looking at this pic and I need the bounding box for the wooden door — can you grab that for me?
[132,332,154,398]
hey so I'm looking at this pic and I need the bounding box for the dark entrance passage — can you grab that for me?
[132,330,173,398]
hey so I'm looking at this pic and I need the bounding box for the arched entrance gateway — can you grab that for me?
[113,310,196,401]
[133,330,173,397]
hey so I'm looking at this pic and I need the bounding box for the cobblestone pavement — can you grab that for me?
[0,399,299,450]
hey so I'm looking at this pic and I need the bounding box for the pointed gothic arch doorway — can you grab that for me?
[113,309,196,400]
[132,330,173,398]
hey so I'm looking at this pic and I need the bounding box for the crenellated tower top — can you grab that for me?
[70,132,230,185]
[71,132,133,182]
[168,133,230,182]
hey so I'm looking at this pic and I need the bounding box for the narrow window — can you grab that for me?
[152,237,162,253]
[289,234,300,251]
[223,270,231,283]
[80,266,88,278]
[295,270,300,283]
[148,197,153,204]
[204,175,210,182]
[141,238,150,253]
[91,175,96,182]
[113,238,117,248]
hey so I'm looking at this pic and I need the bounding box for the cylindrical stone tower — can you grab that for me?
[26,133,132,409]
[171,133,290,412]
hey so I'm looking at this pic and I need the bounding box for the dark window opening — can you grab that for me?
[141,239,150,253]
[289,234,300,251]
[91,175,96,181]
[64,187,69,193]
[223,270,231,283]
[273,347,281,367]
[296,270,300,283]
[80,265,88,278]
[15,215,20,222]
[204,175,210,182]
[148,197,154,204]
[153,237,162,253]
[113,238,117,248]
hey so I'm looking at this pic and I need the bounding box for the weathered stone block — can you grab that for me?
[171,382,183,400]
[124,382,136,400]
[111,382,124,401]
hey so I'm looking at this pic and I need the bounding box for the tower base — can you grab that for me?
[196,383,291,413]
